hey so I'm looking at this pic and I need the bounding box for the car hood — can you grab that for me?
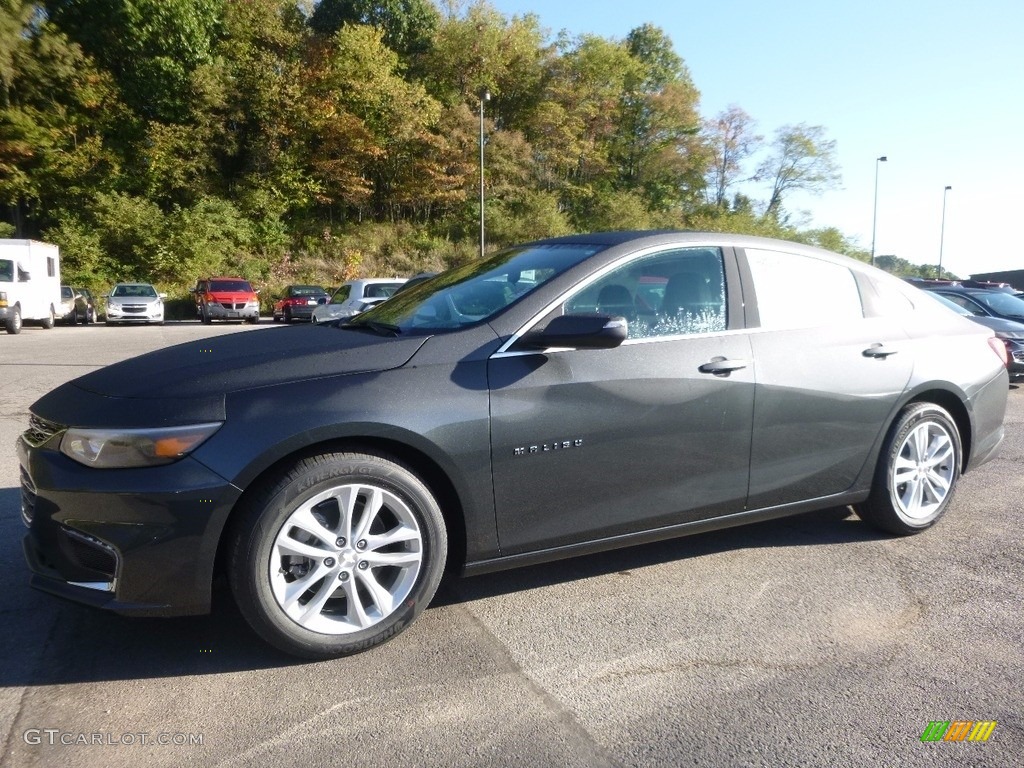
[31,325,428,428]
[966,315,1024,334]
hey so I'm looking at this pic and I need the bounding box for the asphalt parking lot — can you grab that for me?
[1,321,1022,767]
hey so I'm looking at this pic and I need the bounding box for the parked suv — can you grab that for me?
[193,277,260,324]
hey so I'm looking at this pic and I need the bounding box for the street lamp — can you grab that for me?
[938,185,952,278]
[479,89,490,259]
[870,155,887,267]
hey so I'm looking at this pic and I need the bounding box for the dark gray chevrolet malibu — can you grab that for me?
[19,232,1008,658]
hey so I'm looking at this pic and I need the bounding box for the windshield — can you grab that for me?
[971,290,1024,316]
[210,280,253,292]
[289,285,326,296]
[61,286,74,299]
[112,284,157,298]
[345,243,603,333]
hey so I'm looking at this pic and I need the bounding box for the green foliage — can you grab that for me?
[310,0,439,58]
[44,0,222,122]
[3,0,894,287]
[760,123,841,218]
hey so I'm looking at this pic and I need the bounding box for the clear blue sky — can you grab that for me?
[488,0,1024,277]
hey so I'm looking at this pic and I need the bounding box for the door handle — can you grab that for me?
[863,343,898,359]
[698,357,748,375]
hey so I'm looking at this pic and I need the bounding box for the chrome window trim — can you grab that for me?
[492,242,731,357]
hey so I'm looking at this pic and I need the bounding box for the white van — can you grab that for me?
[0,239,61,334]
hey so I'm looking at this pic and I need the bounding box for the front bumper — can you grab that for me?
[206,301,259,321]
[18,434,240,616]
[106,303,164,323]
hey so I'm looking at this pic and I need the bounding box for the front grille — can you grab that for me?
[59,528,118,578]
[220,302,247,310]
[20,466,36,527]
[24,414,64,447]
[122,304,147,314]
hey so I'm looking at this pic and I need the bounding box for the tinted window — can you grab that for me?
[61,286,74,299]
[746,248,862,328]
[0,259,12,282]
[363,282,405,299]
[329,285,352,304]
[937,292,985,315]
[210,280,253,292]
[562,247,727,339]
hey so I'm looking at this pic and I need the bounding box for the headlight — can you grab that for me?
[60,423,222,468]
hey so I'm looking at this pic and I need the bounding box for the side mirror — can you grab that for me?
[158,292,167,299]
[523,314,627,350]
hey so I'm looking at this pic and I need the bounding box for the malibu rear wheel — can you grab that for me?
[855,402,961,535]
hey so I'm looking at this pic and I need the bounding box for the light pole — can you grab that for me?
[479,89,490,259]
[870,155,887,267]
[938,185,952,278]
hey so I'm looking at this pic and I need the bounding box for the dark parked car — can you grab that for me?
[273,284,330,322]
[921,290,1024,378]
[74,288,98,324]
[919,284,1024,324]
[18,232,1009,659]
[59,285,97,325]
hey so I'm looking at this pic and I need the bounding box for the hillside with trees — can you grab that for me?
[0,0,947,301]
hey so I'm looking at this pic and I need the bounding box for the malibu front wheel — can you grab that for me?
[229,452,447,659]
[855,402,962,535]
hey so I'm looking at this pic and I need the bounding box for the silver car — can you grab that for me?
[311,278,407,323]
[105,282,165,325]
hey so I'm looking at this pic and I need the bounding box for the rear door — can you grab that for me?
[740,247,913,509]
[488,245,755,555]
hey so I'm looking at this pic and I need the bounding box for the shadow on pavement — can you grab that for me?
[0,481,884,687]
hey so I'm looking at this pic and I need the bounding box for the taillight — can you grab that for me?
[987,336,1009,368]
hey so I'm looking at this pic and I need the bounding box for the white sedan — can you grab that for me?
[311,278,406,324]
[105,283,166,325]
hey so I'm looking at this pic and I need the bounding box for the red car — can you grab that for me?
[272,285,330,322]
[193,277,260,324]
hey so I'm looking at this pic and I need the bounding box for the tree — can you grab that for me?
[703,106,761,208]
[758,123,840,218]
[44,0,222,122]
[309,0,439,59]
[613,24,705,211]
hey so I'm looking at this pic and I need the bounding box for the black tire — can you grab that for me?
[4,305,21,334]
[228,451,447,659]
[855,402,962,536]
[40,306,55,329]
[284,307,292,323]
[246,315,259,324]
[68,308,78,325]
[201,304,212,324]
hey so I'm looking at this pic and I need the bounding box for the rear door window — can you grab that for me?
[745,248,863,329]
